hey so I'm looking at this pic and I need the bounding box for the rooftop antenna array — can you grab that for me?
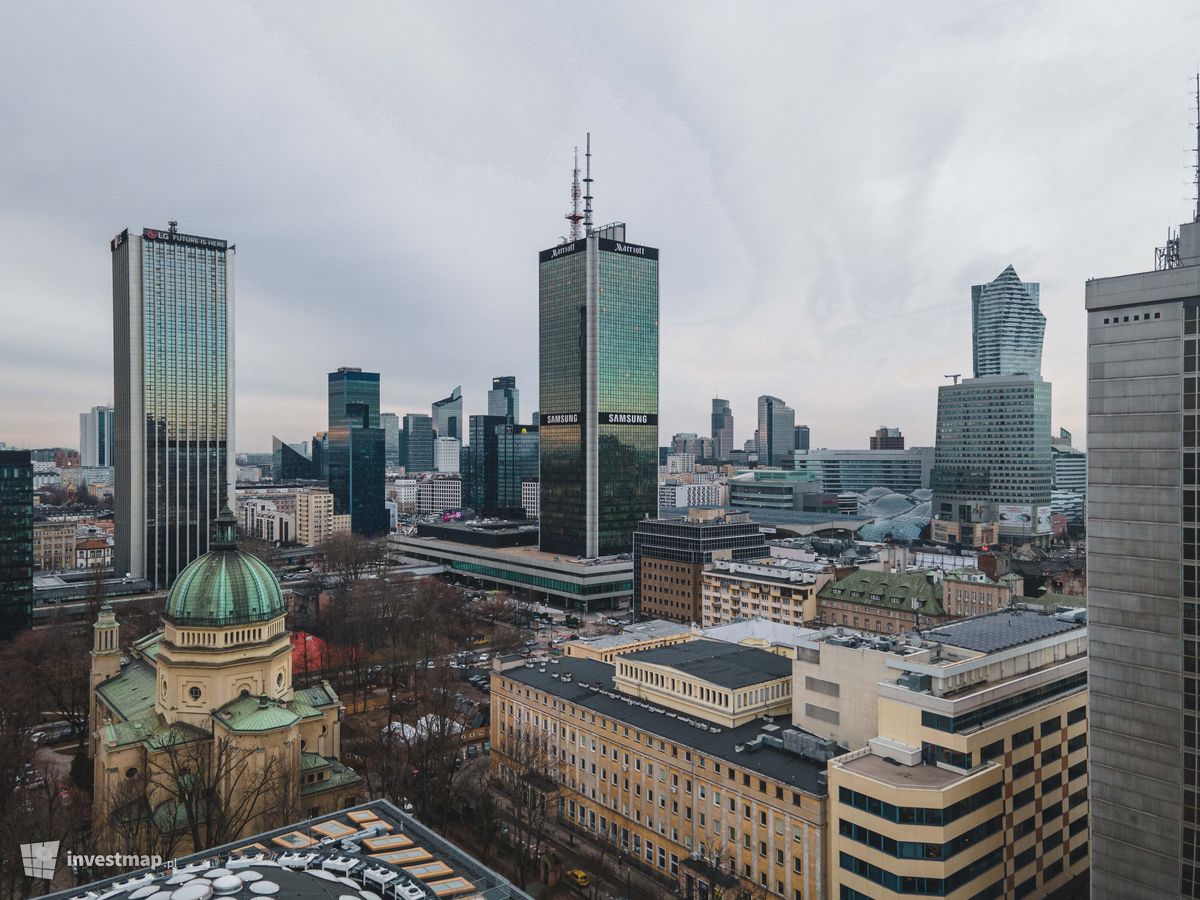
[566,147,584,241]
[1194,72,1199,223]
[1155,77,1198,270]
[583,132,594,235]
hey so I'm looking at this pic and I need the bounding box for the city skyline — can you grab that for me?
[2,6,1199,455]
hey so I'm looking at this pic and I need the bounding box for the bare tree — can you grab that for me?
[145,731,294,853]
[491,730,561,889]
[319,533,385,598]
[5,626,91,750]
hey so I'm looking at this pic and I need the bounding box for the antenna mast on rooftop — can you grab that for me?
[566,147,584,241]
[1193,72,1199,223]
[583,132,594,235]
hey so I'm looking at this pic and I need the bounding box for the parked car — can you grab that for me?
[566,869,591,888]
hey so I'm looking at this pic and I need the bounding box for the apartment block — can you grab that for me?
[295,489,336,547]
[701,559,828,628]
[33,521,77,572]
[492,640,832,900]
[816,570,951,634]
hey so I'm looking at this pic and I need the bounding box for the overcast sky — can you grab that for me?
[2,3,1198,454]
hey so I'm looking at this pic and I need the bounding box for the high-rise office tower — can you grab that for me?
[434,436,461,475]
[465,415,506,511]
[794,424,810,452]
[487,376,519,421]
[498,422,539,512]
[111,224,234,589]
[869,426,904,449]
[0,450,33,640]
[756,395,794,466]
[401,414,434,472]
[327,368,387,536]
[1086,214,1200,896]
[79,404,114,467]
[670,432,699,456]
[711,398,733,461]
[539,183,659,556]
[380,412,400,466]
[432,385,463,440]
[972,264,1045,377]
[311,431,328,481]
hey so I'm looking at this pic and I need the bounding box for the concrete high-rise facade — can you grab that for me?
[434,436,461,475]
[1085,217,1200,897]
[972,264,1045,378]
[756,395,794,466]
[111,225,235,589]
[487,376,519,421]
[432,385,463,440]
[381,412,400,466]
[327,368,387,536]
[539,222,659,557]
[711,397,733,460]
[79,404,114,467]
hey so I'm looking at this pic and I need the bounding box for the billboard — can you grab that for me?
[998,504,1033,529]
[1036,505,1052,534]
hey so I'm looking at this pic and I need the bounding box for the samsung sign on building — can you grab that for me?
[541,412,657,427]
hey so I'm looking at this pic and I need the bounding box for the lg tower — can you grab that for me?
[111,224,234,589]
[538,205,659,557]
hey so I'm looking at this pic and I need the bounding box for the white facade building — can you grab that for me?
[521,479,539,519]
[418,476,462,514]
[434,437,461,474]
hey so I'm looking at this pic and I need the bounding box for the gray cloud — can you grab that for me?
[1,2,1197,452]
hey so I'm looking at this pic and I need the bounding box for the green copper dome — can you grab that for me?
[164,507,285,627]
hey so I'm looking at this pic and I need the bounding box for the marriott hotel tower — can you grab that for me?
[538,222,659,557]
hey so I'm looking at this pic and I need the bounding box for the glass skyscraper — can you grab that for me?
[402,413,434,471]
[488,376,520,421]
[79,404,114,467]
[539,222,659,557]
[112,224,234,589]
[756,395,794,466]
[711,397,733,461]
[327,368,387,536]
[971,264,1045,377]
[498,422,539,512]
[381,412,400,466]
[432,385,463,440]
[0,450,33,640]
[465,415,506,512]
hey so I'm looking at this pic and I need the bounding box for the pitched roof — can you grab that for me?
[818,569,945,616]
[212,694,301,733]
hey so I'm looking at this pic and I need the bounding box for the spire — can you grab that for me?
[1194,72,1199,223]
[583,132,594,235]
[566,147,584,241]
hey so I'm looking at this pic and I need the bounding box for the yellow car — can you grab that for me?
[566,868,591,888]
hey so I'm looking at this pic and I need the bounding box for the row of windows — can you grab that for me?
[839,847,1003,896]
[838,815,1003,861]
[920,674,1087,734]
[838,783,1002,827]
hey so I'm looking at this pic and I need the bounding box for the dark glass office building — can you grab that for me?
[402,413,434,472]
[328,368,387,536]
[465,414,507,512]
[498,423,539,512]
[112,224,234,589]
[488,376,520,421]
[271,436,317,482]
[539,223,659,557]
[0,450,33,640]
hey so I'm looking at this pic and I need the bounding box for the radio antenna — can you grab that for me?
[583,132,594,235]
[566,147,584,241]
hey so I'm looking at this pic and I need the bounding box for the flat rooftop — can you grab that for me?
[46,798,530,899]
[921,607,1085,654]
[392,533,633,570]
[578,619,691,649]
[624,639,792,688]
[498,657,827,794]
[839,752,975,790]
